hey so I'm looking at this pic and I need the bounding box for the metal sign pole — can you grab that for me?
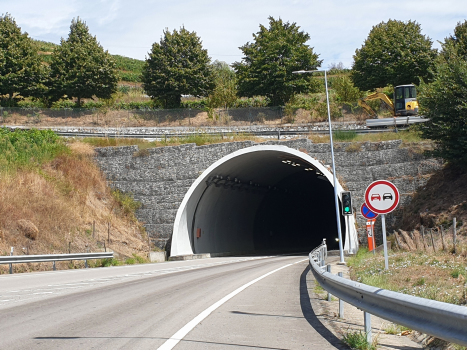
[346,216,352,254]
[381,214,389,270]
[372,220,376,255]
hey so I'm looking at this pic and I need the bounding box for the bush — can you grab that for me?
[111,189,142,221]
[331,75,363,104]
[314,101,342,120]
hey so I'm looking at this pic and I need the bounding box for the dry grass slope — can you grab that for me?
[0,141,149,273]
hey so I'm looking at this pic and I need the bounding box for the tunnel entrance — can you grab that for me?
[171,145,357,257]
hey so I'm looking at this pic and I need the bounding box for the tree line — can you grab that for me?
[1,13,466,167]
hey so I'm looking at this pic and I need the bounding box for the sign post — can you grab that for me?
[364,180,400,270]
[366,219,376,253]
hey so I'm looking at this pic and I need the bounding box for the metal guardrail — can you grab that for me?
[0,252,114,273]
[308,243,467,346]
[51,128,406,139]
[366,116,429,128]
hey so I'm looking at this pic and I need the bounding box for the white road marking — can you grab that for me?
[0,256,274,306]
[157,258,307,350]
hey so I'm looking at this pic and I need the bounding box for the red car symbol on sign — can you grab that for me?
[371,194,381,201]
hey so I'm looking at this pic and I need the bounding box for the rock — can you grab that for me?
[17,220,39,240]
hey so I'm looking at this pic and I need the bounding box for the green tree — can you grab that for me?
[331,75,363,104]
[0,13,47,106]
[142,27,214,108]
[233,17,322,106]
[443,20,467,59]
[351,20,437,91]
[49,18,118,106]
[207,60,237,108]
[418,42,467,167]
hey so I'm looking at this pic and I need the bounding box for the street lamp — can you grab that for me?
[292,69,345,264]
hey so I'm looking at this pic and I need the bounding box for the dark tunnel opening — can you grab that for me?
[253,170,345,253]
[180,148,348,256]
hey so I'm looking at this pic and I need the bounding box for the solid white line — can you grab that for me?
[157,258,307,350]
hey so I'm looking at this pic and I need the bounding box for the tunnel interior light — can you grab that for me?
[205,174,299,195]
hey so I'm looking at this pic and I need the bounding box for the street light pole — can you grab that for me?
[292,69,345,264]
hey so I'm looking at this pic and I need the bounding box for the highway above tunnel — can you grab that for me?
[0,255,347,350]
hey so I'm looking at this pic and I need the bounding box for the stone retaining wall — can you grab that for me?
[94,139,442,249]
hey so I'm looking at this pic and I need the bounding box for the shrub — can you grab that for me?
[111,189,142,221]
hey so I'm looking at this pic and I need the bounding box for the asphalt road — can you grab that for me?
[0,255,346,350]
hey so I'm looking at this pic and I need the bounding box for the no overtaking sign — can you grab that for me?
[364,179,400,270]
[364,180,399,215]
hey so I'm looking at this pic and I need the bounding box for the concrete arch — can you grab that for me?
[171,145,358,257]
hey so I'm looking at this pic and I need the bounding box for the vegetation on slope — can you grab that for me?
[0,128,149,273]
[32,39,144,83]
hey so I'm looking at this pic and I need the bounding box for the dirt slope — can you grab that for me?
[0,142,149,273]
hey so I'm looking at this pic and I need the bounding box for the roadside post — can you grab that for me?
[364,180,400,270]
[361,203,378,254]
[9,247,13,274]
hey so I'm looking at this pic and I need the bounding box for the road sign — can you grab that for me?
[361,203,378,219]
[364,180,400,215]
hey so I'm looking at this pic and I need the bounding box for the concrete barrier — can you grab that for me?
[148,251,166,263]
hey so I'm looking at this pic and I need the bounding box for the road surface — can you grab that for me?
[0,255,346,349]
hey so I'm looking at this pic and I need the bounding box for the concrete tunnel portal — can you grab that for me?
[171,145,358,257]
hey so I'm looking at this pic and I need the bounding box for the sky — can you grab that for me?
[2,0,466,68]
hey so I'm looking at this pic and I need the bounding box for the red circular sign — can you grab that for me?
[364,180,399,214]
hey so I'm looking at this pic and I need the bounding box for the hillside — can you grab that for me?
[33,39,144,83]
[0,129,149,273]
[398,164,467,235]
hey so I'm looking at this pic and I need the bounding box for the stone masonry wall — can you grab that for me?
[94,139,442,249]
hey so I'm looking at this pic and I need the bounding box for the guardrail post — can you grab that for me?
[85,260,88,268]
[9,247,13,274]
[338,272,344,318]
[53,261,56,271]
[364,312,372,344]
[326,265,332,301]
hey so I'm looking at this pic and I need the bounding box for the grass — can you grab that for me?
[82,133,264,149]
[308,128,423,144]
[125,253,148,265]
[348,248,467,305]
[0,128,69,173]
[333,130,358,141]
[383,323,410,335]
[342,330,377,350]
[81,129,424,152]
